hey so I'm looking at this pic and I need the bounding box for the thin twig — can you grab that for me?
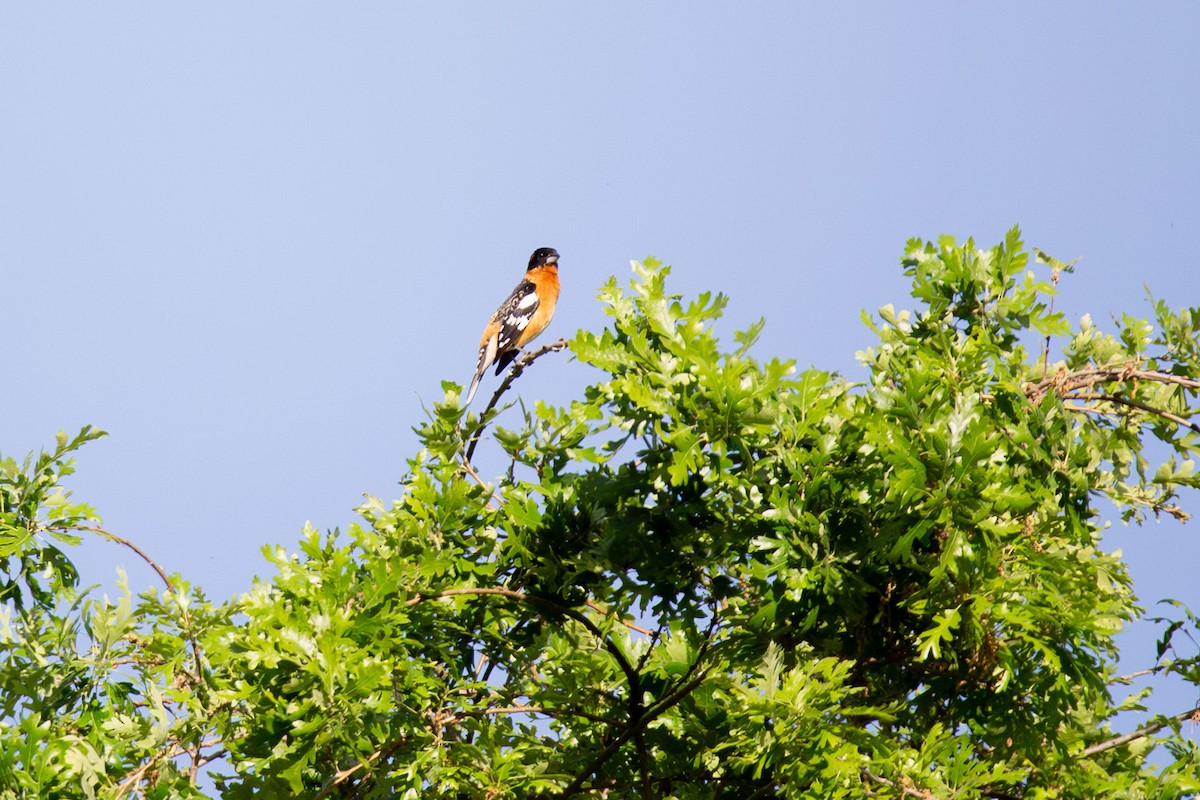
[407,586,691,800]
[553,669,710,799]
[441,703,617,727]
[1062,403,1122,420]
[1040,263,1062,379]
[635,622,668,673]
[862,769,942,799]
[452,702,619,726]
[313,736,411,800]
[406,586,641,692]
[1064,392,1200,434]
[587,599,655,636]
[323,586,653,799]
[863,770,1031,800]
[1111,666,1165,684]
[113,738,224,800]
[451,704,547,720]
[1072,368,1199,392]
[557,598,724,799]
[1082,705,1200,757]
[1027,365,1200,403]
[69,524,173,590]
[744,783,779,800]
[314,750,378,800]
[464,338,568,464]
[459,458,500,508]
[71,524,208,700]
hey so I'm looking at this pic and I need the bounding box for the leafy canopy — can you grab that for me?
[2,228,1199,799]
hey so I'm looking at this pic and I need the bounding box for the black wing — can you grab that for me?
[490,278,541,373]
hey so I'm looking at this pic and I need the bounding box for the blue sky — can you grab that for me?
[3,3,1198,745]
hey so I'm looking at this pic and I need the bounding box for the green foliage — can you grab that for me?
[1,426,106,608]
[0,431,232,799]
[3,229,1200,798]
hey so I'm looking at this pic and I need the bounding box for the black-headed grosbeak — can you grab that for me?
[465,247,561,405]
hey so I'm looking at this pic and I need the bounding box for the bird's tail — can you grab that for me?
[466,335,500,407]
[464,371,483,406]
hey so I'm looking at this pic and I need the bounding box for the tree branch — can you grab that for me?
[464,338,568,464]
[863,770,1029,800]
[68,524,173,591]
[1111,665,1166,684]
[636,724,654,800]
[862,769,944,799]
[587,598,654,636]
[444,703,618,727]
[458,457,500,509]
[70,524,208,698]
[1082,705,1200,757]
[1039,261,1063,380]
[1063,391,1200,434]
[405,586,669,799]
[1027,365,1200,404]
[549,600,722,798]
[552,669,710,799]
[405,586,641,693]
[313,735,411,800]
[113,737,224,800]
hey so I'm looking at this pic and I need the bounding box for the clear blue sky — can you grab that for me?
[3,4,1198,741]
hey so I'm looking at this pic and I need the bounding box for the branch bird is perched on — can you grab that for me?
[464,247,561,405]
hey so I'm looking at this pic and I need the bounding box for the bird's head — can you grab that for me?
[529,247,560,269]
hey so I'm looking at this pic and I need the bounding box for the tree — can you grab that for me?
[2,228,1199,798]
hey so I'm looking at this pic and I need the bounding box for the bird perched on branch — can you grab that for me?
[465,247,561,405]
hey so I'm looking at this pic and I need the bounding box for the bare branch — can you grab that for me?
[636,724,654,800]
[1027,365,1200,404]
[862,769,944,799]
[558,602,726,799]
[459,458,500,509]
[1063,391,1200,434]
[113,738,224,800]
[314,736,411,800]
[70,524,208,688]
[635,621,668,673]
[1063,403,1123,421]
[464,338,568,464]
[314,751,377,800]
[69,524,174,591]
[1112,665,1166,684]
[1082,705,1200,757]
[1040,262,1063,380]
[587,599,654,636]
[553,669,710,799]
[406,586,641,692]
[444,703,617,727]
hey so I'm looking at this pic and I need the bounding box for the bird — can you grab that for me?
[465,247,561,406]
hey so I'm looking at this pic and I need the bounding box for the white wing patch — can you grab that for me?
[496,286,540,350]
[503,311,533,330]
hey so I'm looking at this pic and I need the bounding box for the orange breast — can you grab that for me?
[520,265,559,346]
